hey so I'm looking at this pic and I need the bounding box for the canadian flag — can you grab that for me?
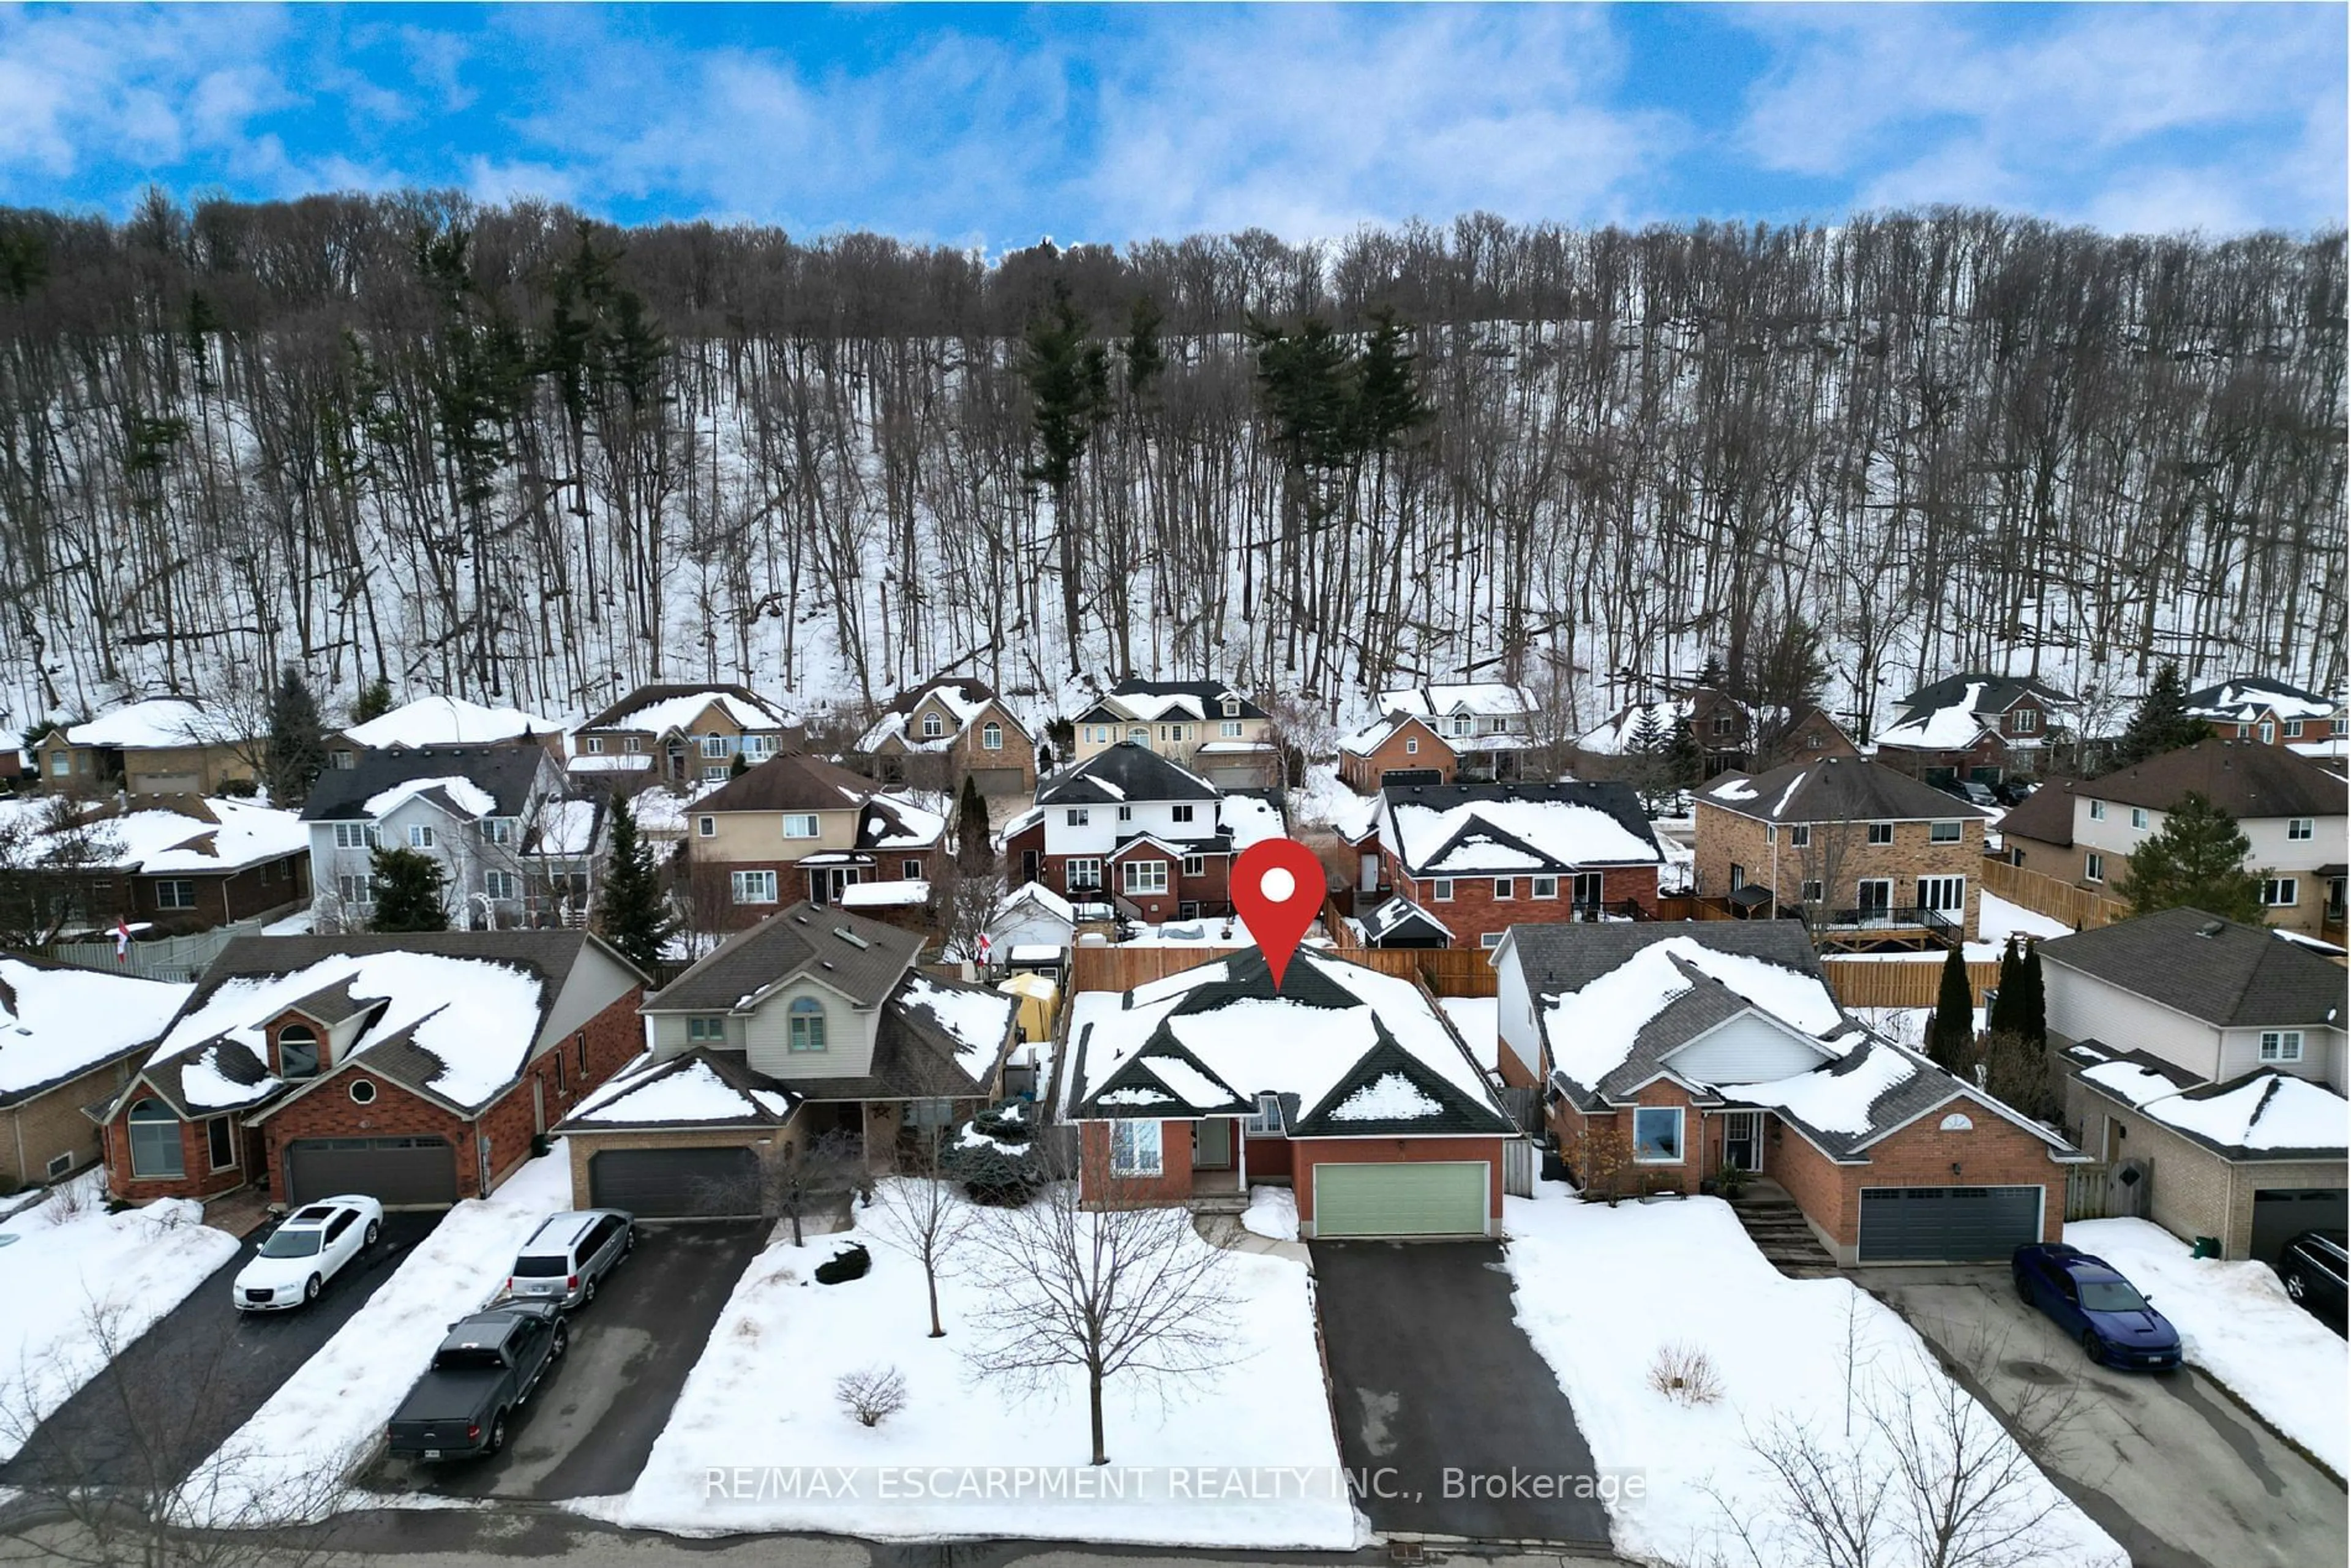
[975,933,993,967]
[114,918,132,962]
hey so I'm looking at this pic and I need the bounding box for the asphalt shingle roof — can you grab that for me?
[2041,740,2345,821]
[647,902,922,1013]
[1896,672,2075,719]
[299,745,546,821]
[1700,756,1992,824]
[577,683,794,735]
[693,752,884,814]
[1035,741,1221,805]
[2039,909,2349,1030]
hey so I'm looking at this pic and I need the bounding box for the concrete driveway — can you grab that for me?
[366,1220,767,1501]
[1859,1265,2348,1568]
[1310,1240,1611,1545]
[2,1210,442,1490]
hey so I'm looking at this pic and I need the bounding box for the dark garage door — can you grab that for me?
[967,767,1027,796]
[1858,1185,2043,1262]
[589,1147,762,1218]
[1381,768,1444,786]
[285,1136,457,1207]
[2252,1188,2348,1265]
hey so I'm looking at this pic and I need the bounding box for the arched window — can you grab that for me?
[277,1026,321,1079]
[127,1099,184,1179]
[981,722,1003,750]
[787,997,828,1053]
[921,711,943,738]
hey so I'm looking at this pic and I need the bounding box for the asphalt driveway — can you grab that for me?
[1859,1265,2348,1568]
[2,1210,443,1490]
[364,1219,767,1501]
[1310,1240,1611,1545]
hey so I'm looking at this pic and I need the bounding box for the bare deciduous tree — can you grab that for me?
[869,1147,986,1338]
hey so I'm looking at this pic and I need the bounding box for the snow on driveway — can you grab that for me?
[610,1189,1356,1548]
[1504,1188,2124,1567]
[2069,1218,2347,1478]
[0,1182,238,1461]
[181,1146,577,1523]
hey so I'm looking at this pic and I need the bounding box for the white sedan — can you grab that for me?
[232,1194,383,1311]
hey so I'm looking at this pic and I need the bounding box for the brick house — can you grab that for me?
[2183,676,2349,761]
[1496,921,2083,1264]
[1575,689,1760,780]
[557,903,1018,1211]
[1873,673,2075,786]
[1366,781,1665,951]
[1997,740,2347,938]
[1376,682,1537,783]
[94,932,647,1208]
[857,677,1037,795]
[0,956,192,1188]
[683,753,945,926]
[1694,757,1993,945]
[1071,680,1280,789]
[1758,707,1863,769]
[572,683,800,787]
[1060,946,1520,1237]
[34,697,261,797]
[0,793,311,937]
[1003,743,1248,923]
[1337,713,1455,792]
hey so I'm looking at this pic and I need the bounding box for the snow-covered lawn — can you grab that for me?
[182,1146,577,1523]
[1978,890,2071,945]
[610,1187,1355,1548]
[2068,1218,2347,1478]
[1504,1188,2123,1567]
[0,1179,238,1461]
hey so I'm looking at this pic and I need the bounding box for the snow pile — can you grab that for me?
[182,1147,576,1524]
[0,958,190,1097]
[361,775,500,821]
[345,696,560,749]
[1329,1072,1445,1122]
[2069,1218,2347,1477]
[0,1184,239,1462]
[611,1191,1354,1547]
[1505,1189,2124,1567]
[1241,1185,1300,1242]
[64,696,223,749]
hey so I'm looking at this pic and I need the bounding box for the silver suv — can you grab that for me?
[507,1209,633,1309]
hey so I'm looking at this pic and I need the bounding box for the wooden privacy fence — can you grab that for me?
[1067,941,1499,997]
[1818,958,2004,1010]
[1979,856,2128,932]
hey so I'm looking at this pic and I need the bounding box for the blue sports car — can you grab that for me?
[2013,1243,2183,1370]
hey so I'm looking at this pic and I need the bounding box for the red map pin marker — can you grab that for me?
[1232,837,1327,991]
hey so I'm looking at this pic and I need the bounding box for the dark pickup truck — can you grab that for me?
[385,1300,568,1460]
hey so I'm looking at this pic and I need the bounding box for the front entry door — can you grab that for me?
[1194,1118,1234,1169]
[1723,1111,1762,1174]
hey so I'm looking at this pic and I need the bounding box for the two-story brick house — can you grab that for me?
[1997,740,2348,937]
[857,677,1037,795]
[1003,743,1256,923]
[35,697,261,797]
[1366,781,1665,951]
[94,931,647,1208]
[1070,680,1278,788]
[1873,673,2075,786]
[572,683,800,786]
[1337,713,1455,792]
[686,752,945,925]
[1695,757,1993,945]
[2183,677,2349,762]
[1575,689,1760,779]
[302,745,598,930]
[1376,682,1538,783]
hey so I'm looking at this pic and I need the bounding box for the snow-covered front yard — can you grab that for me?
[1504,1188,2124,1567]
[181,1144,577,1523]
[609,1187,1355,1548]
[2068,1218,2347,1478]
[0,1178,238,1461]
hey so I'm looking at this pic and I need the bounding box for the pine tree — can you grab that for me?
[955,775,994,877]
[597,794,672,972]
[265,665,329,806]
[2112,664,2214,768]
[1987,936,2023,1037]
[1927,943,1977,1074]
[2017,943,2048,1048]
[1021,287,1111,677]
[1627,703,1672,817]
[1664,715,1704,794]
[2120,792,2266,923]
[369,847,448,932]
[351,677,395,725]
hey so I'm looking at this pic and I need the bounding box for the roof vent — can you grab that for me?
[834,926,870,949]
[820,960,835,970]
[2196,920,2225,939]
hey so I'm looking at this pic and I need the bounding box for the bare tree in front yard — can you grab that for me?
[964,1144,1242,1465]
[695,1129,866,1247]
[869,1137,986,1337]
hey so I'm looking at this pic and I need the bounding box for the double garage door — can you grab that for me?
[285,1136,457,1208]
[1858,1185,2044,1263]
[589,1147,762,1218]
[1312,1161,1491,1239]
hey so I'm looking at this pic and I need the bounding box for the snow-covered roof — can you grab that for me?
[1218,793,1285,850]
[998,880,1076,925]
[568,1055,797,1127]
[1382,783,1660,875]
[857,680,1010,751]
[1378,682,1535,719]
[2183,678,2342,726]
[1338,714,1439,756]
[62,697,239,749]
[0,796,307,877]
[568,753,653,773]
[529,797,601,857]
[860,793,945,850]
[1574,698,1693,756]
[1876,680,1993,749]
[0,959,193,1102]
[582,688,792,737]
[344,696,561,750]
[362,774,500,820]
[841,879,930,909]
[893,973,1021,1079]
[2081,1060,2348,1157]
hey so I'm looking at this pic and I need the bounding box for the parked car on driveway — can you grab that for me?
[1941,779,2000,809]
[2014,1242,2183,1370]
[232,1195,383,1311]
[385,1301,568,1460]
[505,1209,634,1309]
[2276,1229,2347,1334]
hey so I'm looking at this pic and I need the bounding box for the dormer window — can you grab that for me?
[921,712,944,738]
[1222,698,1240,718]
[277,1025,321,1080]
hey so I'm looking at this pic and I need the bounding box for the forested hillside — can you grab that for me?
[0,196,2341,740]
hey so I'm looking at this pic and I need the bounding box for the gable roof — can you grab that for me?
[1380,781,1661,876]
[2183,677,2342,726]
[0,794,309,877]
[1377,682,1535,719]
[647,901,922,1014]
[2038,909,2348,1030]
[1700,756,1991,825]
[1995,779,2075,847]
[0,956,193,1107]
[300,745,548,822]
[2062,739,2345,820]
[560,1048,801,1130]
[1339,713,1451,758]
[61,697,251,750]
[1362,896,1453,945]
[692,751,883,815]
[858,678,1020,751]
[1063,947,1514,1138]
[343,696,562,751]
[1035,741,1221,806]
[1078,679,1267,724]
[1878,673,2074,751]
[2072,1047,2347,1160]
[577,683,795,737]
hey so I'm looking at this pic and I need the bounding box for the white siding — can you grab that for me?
[2043,962,2227,1079]
[538,943,642,1047]
[1040,799,1220,857]
[1494,947,1543,1084]
[744,979,876,1079]
[988,904,1073,954]
[648,1012,744,1058]
[2072,796,2345,877]
[2217,1025,2348,1092]
[1666,1013,1833,1085]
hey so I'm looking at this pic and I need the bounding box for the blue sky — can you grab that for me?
[0,4,2341,246]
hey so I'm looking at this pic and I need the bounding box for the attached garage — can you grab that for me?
[285,1136,457,1208]
[2251,1188,2348,1266]
[1381,768,1444,787]
[1857,1185,2044,1263]
[1311,1160,1492,1239]
[967,767,1028,796]
[589,1146,762,1218]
